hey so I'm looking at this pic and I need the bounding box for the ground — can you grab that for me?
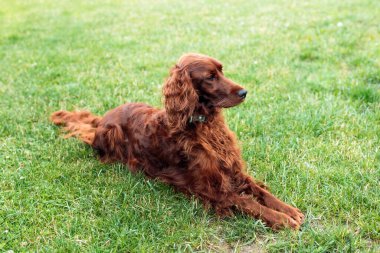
[0,0,379,252]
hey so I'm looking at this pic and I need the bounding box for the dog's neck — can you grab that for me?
[164,102,222,132]
[188,104,221,125]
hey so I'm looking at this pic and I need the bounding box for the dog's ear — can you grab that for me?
[163,65,198,130]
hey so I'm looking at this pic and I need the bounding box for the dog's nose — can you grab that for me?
[237,89,248,99]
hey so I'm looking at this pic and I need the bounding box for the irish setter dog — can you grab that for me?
[51,53,304,230]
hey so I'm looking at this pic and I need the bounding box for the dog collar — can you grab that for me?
[189,115,207,123]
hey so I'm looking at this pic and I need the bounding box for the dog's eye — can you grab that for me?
[206,74,216,81]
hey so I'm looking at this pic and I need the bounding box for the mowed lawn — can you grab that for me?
[1,0,379,252]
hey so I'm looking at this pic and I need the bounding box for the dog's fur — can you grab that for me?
[51,53,304,229]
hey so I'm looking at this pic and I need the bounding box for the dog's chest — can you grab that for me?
[199,127,241,169]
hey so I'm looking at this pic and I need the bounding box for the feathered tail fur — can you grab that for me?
[50,110,102,145]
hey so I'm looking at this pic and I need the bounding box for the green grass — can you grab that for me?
[1,0,379,251]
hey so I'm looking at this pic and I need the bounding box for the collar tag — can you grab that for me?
[189,115,207,123]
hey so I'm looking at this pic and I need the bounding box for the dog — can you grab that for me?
[51,53,304,230]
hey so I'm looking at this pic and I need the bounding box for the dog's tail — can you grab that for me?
[50,110,102,145]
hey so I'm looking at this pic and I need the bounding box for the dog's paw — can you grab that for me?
[282,205,305,226]
[268,212,300,230]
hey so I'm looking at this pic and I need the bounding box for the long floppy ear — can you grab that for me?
[163,65,198,130]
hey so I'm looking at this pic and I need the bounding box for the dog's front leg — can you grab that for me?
[242,175,304,226]
[232,194,300,230]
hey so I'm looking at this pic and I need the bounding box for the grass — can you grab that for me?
[0,0,379,251]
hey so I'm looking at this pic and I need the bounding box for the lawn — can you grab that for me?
[1,0,379,252]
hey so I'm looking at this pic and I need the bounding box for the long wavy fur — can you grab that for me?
[51,53,304,230]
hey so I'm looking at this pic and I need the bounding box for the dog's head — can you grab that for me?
[163,53,247,129]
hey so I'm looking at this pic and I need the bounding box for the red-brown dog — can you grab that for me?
[51,53,304,230]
